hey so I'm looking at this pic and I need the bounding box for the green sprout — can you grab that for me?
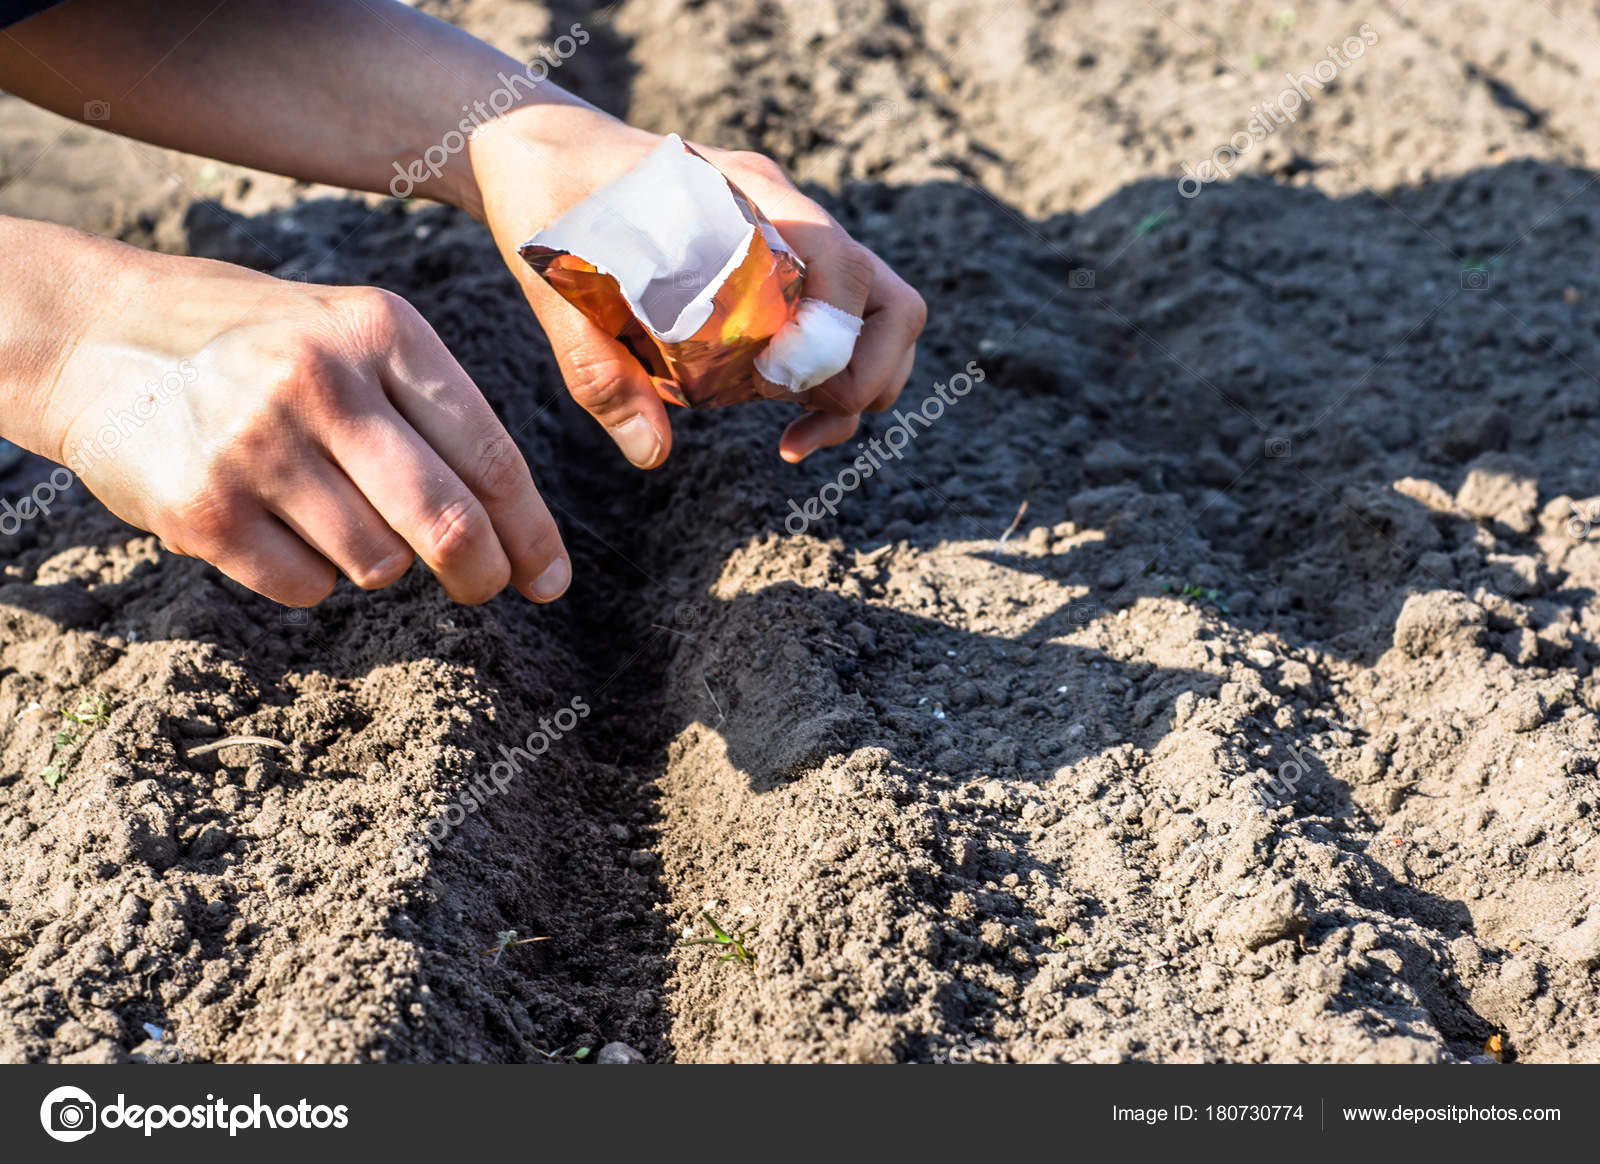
[1247,50,1271,71]
[1162,580,1232,614]
[40,693,111,788]
[685,912,757,967]
[1133,208,1175,237]
[480,928,550,966]
[1052,934,1075,948]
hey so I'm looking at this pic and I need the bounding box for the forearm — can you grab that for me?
[0,0,597,217]
[0,215,121,460]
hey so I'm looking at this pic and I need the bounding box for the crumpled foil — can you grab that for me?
[519,139,804,409]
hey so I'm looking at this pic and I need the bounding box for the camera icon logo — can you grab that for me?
[83,99,111,121]
[40,1085,97,1142]
[931,1034,992,1064]
[1264,436,1292,459]
[280,606,310,626]
[1069,268,1095,289]
[1566,500,1598,541]
[672,269,704,290]
[1460,266,1490,290]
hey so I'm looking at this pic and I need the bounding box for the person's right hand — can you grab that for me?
[39,247,570,608]
[465,106,926,470]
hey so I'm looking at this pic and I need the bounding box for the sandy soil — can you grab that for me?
[2,0,1599,1063]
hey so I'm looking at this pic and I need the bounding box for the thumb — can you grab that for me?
[543,306,673,470]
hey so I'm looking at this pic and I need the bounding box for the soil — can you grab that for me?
[2,0,1599,1063]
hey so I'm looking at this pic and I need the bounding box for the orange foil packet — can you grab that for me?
[519,134,804,409]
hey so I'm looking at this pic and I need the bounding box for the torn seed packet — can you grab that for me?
[519,134,854,408]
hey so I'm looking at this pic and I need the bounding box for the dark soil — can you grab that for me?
[2,0,1598,1062]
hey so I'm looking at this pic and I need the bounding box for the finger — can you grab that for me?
[749,213,875,404]
[324,397,513,605]
[380,314,572,602]
[780,411,860,464]
[267,457,415,591]
[202,513,340,608]
[866,344,918,413]
[540,292,673,470]
[768,216,874,321]
[799,263,925,416]
[798,314,902,415]
[149,488,337,607]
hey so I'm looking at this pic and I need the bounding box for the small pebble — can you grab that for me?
[596,1041,647,1065]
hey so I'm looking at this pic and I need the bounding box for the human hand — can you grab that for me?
[468,105,926,468]
[34,243,570,608]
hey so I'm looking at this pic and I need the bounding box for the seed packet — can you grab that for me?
[519,134,807,408]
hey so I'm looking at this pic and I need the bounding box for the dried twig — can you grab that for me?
[994,497,1029,554]
[185,735,290,759]
[701,675,726,728]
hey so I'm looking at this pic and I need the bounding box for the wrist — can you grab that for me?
[0,218,129,464]
[463,102,662,234]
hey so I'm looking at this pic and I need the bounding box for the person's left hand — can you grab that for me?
[466,105,926,469]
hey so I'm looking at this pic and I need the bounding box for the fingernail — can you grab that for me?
[528,556,571,602]
[611,415,662,468]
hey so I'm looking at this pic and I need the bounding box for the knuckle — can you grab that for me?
[341,285,415,346]
[845,370,881,411]
[867,380,905,412]
[517,519,564,570]
[832,240,876,303]
[470,434,530,504]
[730,150,788,184]
[904,288,929,337]
[563,347,632,416]
[168,487,249,552]
[420,494,492,570]
[811,370,871,415]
